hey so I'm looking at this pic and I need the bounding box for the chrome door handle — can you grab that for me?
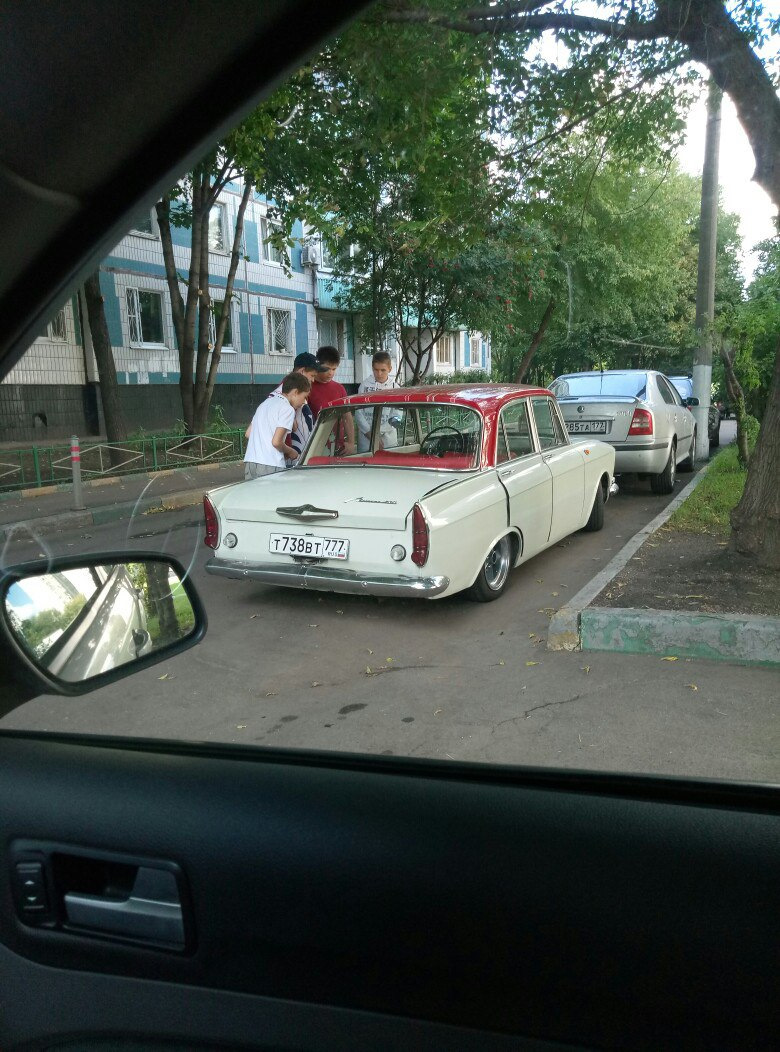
[499,468,514,478]
[64,866,184,948]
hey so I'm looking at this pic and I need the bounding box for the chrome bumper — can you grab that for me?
[206,557,450,598]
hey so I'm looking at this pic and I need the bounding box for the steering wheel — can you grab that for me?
[420,424,466,457]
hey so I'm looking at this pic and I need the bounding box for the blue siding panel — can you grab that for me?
[99,271,124,347]
[295,302,310,355]
[244,220,260,263]
[290,219,304,273]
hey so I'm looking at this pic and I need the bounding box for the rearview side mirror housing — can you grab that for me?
[0,553,207,697]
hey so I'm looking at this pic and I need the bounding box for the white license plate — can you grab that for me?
[269,533,350,560]
[567,420,608,434]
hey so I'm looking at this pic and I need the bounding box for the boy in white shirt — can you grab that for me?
[244,373,311,479]
[355,351,398,452]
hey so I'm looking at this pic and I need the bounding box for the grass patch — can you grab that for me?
[668,446,746,535]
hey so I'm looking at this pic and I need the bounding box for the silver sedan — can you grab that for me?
[549,370,696,494]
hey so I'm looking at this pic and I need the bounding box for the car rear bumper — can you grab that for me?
[205,557,450,598]
[610,441,669,475]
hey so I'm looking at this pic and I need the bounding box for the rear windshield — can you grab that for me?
[302,403,482,470]
[550,373,648,399]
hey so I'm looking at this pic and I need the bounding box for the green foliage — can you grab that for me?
[421,368,492,384]
[669,445,747,534]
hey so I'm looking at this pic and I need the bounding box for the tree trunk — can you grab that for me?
[728,336,780,568]
[720,342,750,467]
[514,297,555,383]
[146,561,179,645]
[82,271,128,467]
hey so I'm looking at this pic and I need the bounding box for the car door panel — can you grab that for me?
[2,733,779,1051]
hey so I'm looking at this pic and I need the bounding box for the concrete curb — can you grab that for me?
[580,607,780,667]
[1,488,207,542]
[547,465,711,652]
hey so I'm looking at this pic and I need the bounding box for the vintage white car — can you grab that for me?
[204,385,616,601]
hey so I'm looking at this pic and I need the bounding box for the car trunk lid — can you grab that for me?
[555,395,643,443]
[214,466,466,531]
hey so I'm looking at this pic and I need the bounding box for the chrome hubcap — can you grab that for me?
[484,537,511,591]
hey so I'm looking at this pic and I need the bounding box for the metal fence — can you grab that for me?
[0,429,246,492]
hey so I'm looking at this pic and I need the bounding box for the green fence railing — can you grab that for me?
[0,429,246,492]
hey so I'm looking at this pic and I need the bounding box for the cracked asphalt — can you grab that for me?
[3,452,778,781]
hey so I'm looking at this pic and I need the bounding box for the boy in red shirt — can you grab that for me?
[308,345,355,454]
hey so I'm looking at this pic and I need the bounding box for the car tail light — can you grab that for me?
[628,408,654,436]
[411,503,429,567]
[203,495,220,549]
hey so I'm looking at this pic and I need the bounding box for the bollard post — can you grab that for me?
[71,434,85,510]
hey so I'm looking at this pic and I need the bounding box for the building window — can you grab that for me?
[267,308,292,354]
[126,288,165,346]
[319,238,337,270]
[470,336,481,367]
[209,203,227,252]
[317,315,345,354]
[48,308,68,342]
[436,333,454,366]
[262,217,284,264]
[131,209,156,236]
[209,299,234,351]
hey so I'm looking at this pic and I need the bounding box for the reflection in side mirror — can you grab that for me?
[4,560,198,684]
[686,397,700,407]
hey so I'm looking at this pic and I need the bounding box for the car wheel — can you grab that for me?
[582,483,605,531]
[466,535,512,602]
[679,430,696,472]
[650,443,676,494]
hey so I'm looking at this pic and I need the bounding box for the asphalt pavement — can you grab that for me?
[3,422,777,783]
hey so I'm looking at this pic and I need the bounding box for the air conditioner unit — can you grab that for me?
[301,243,320,267]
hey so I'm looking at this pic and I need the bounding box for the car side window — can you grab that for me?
[657,377,676,405]
[497,401,535,463]
[531,397,567,450]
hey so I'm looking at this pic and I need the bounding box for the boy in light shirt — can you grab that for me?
[243,373,311,479]
[356,351,398,452]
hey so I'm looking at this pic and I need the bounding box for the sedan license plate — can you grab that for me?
[269,533,349,560]
[567,420,608,434]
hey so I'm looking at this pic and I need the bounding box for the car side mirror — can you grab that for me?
[0,554,206,695]
[684,396,699,407]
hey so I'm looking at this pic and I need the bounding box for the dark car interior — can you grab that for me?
[1,3,779,1050]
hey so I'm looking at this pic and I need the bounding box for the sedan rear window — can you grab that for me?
[303,403,482,470]
[551,373,648,399]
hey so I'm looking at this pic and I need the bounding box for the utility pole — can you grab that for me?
[693,80,722,461]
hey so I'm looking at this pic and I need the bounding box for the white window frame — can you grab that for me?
[209,298,236,353]
[47,307,68,342]
[319,237,336,271]
[435,333,454,366]
[317,315,346,355]
[130,209,159,239]
[261,216,284,265]
[126,287,166,348]
[266,307,293,355]
[470,336,482,368]
[209,202,228,254]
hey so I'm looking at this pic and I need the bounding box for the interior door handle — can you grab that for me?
[64,866,184,948]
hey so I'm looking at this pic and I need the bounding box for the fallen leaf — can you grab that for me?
[365,667,373,675]
[386,657,393,663]
[536,579,543,583]
[686,683,699,691]
[236,725,247,730]
[551,591,559,597]
[336,609,344,615]
[265,692,278,697]
[308,623,319,628]
[498,660,505,666]
[311,681,322,687]
[525,661,539,667]
[684,595,704,599]
[158,673,170,680]
[661,656,678,662]
[581,666,591,674]
[529,633,535,638]
[434,708,443,716]
[249,614,258,619]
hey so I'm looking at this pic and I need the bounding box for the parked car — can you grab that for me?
[669,375,721,447]
[204,385,616,602]
[549,370,696,493]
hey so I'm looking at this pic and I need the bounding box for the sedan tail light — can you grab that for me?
[628,408,654,436]
[411,503,429,567]
[204,495,220,549]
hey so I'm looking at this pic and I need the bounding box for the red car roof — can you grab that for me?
[334,383,551,415]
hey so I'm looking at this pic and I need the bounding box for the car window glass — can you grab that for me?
[531,398,565,450]
[551,373,648,398]
[657,377,676,405]
[499,401,535,459]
